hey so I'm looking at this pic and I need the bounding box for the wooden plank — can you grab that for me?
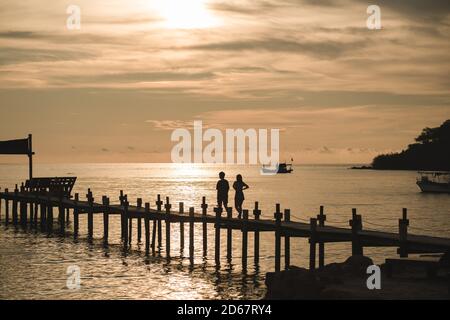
[145,203,150,255]
[4,189,9,226]
[253,202,261,266]
[137,198,143,243]
[189,207,195,263]
[165,197,172,258]
[73,193,79,238]
[226,207,232,261]
[214,207,222,266]
[179,202,185,253]
[309,218,317,271]
[399,208,409,258]
[201,197,208,257]
[103,196,110,244]
[274,204,282,272]
[317,206,326,268]
[284,209,291,270]
[123,201,129,248]
[242,209,249,271]
[156,195,163,252]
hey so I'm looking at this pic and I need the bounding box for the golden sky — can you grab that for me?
[0,0,449,164]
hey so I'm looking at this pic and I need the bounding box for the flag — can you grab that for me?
[0,138,30,155]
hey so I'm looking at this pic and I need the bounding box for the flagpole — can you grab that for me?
[28,134,33,180]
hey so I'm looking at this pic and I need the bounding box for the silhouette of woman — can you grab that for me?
[233,174,249,219]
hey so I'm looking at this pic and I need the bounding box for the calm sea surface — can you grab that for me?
[0,163,449,299]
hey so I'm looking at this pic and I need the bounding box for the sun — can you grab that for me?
[149,0,220,29]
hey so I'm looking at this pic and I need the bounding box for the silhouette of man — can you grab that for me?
[216,172,229,209]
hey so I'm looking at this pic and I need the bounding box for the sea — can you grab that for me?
[0,163,449,299]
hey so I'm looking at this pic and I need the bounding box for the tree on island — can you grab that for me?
[372,119,450,171]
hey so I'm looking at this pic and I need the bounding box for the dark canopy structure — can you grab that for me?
[0,134,34,179]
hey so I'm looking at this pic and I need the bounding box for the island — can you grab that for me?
[352,119,450,171]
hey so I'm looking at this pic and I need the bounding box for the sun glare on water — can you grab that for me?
[149,0,220,29]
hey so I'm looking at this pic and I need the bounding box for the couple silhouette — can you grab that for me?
[216,172,249,219]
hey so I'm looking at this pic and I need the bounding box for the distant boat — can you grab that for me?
[416,171,450,193]
[261,163,293,174]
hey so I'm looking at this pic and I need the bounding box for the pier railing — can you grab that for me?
[0,185,449,272]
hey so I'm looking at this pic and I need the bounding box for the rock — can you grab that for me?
[265,255,375,300]
[265,267,324,300]
[317,274,344,286]
[320,262,344,276]
[342,255,374,276]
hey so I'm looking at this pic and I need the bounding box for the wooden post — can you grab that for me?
[73,193,79,238]
[201,197,208,257]
[40,196,47,231]
[19,199,26,227]
[399,208,409,258]
[28,134,33,179]
[144,203,151,255]
[242,209,249,271]
[349,209,363,256]
[4,188,9,226]
[165,197,172,258]
[33,194,38,228]
[253,202,261,266]
[103,196,110,244]
[47,195,53,233]
[128,214,133,245]
[59,197,65,234]
[29,197,34,225]
[21,199,27,227]
[119,190,124,205]
[119,190,125,240]
[156,195,163,251]
[214,207,222,266]
[317,206,327,268]
[179,202,185,252]
[19,185,27,226]
[137,198,143,243]
[189,207,195,263]
[151,210,157,255]
[123,200,129,248]
[274,204,283,272]
[309,218,317,271]
[226,207,233,261]
[12,186,18,226]
[66,207,70,225]
[284,209,291,270]
[87,192,94,240]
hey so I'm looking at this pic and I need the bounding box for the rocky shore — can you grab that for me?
[265,255,450,300]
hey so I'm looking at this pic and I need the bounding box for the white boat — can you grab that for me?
[261,163,293,175]
[416,172,450,194]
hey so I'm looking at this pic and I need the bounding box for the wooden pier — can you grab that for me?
[1,185,449,272]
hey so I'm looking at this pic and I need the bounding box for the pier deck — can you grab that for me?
[1,187,449,272]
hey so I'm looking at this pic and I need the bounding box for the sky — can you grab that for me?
[0,0,449,164]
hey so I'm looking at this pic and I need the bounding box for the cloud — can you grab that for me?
[0,31,35,39]
[184,37,368,59]
[0,47,96,65]
[145,120,195,131]
[373,0,450,22]
[209,0,279,14]
[53,71,215,84]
